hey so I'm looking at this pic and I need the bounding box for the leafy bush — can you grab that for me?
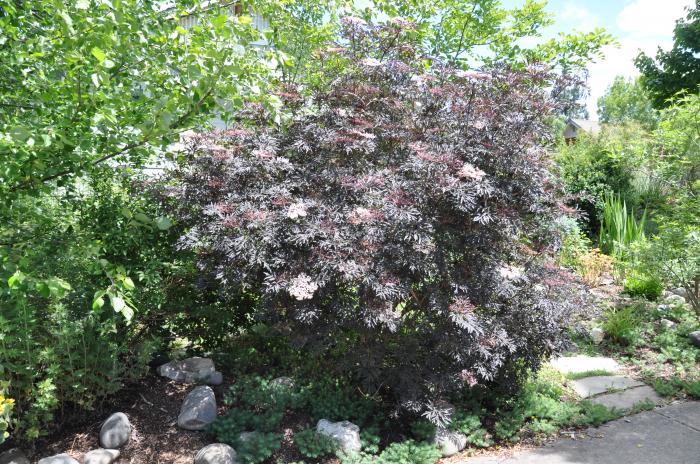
[294,428,339,459]
[166,18,583,421]
[555,124,654,233]
[576,249,614,287]
[375,440,442,464]
[450,410,491,448]
[623,271,663,300]
[603,306,641,346]
[234,432,282,464]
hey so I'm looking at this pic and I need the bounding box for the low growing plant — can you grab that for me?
[294,428,339,459]
[603,306,642,346]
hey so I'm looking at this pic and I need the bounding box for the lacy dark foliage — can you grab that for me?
[165,19,585,423]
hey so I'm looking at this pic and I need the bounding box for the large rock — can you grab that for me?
[83,449,120,464]
[178,385,217,430]
[689,331,700,348]
[0,449,30,464]
[664,294,686,306]
[316,419,361,454]
[37,455,79,464]
[433,429,468,457]
[270,376,295,389]
[158,357,223,385]
[589,327,605,344]
[671,287,688,299]
[99,412,131,449]
[194,443,238,464]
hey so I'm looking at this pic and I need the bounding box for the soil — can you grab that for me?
[15,375,226,463]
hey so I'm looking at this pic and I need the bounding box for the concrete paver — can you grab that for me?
[570,376,644,398]
[589,385,663,410]
[461,402,700,464]
[549,356,621,376]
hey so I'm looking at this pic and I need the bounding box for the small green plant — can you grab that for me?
[294,429,338,459]
[652,378,683,397]
[450,410,492,448]
[375,440,442,464]
[603,306,641,346]
[566,370,616,380]
[683,380,700,398]
[571,402,622,427]
[599,192,647,260]
[623,271,663,300]
[235,432,281,464]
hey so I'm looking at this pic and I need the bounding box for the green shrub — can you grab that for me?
[603,306,641,346]
[652,378,683,397]
[623,272,663,300]
[410,419,436,442]
[375,440,442,464]
[450,410,491,448]
[294,428,339,459]
[234,432,281,464]
[683,380,700,398]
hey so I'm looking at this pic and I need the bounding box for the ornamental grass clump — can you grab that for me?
[165,19,585,424]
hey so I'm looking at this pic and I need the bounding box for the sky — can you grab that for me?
[502,0,696,119]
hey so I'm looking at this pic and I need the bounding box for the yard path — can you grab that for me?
[461,400,700,464]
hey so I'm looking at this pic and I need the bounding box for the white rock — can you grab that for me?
[37,454,79,464]
[99,412,131,449]
[178,386,217,430]
[433,429,467,457]
[270,376,295,389]
[83,449,120,464]
[194,443,238,464]
[657,304,670,312]
[664,294,686,306]
[590,327,605,344]
[0,449,30,464]
[660,318,676,329]
[316,419,361,454]
[158,357,223,385]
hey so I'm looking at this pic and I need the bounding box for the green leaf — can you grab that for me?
[91,47,106,63]
[109,293,125,312]
[154,216,172,231]
[7,270,25,289]
[122,276,135,290]
[92,295,105,311]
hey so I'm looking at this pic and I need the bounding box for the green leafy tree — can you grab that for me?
[635,3,700,108]
[598,76,659,129]
[633,93,700,314]
[0,0,275,200]
[370,0,614,70]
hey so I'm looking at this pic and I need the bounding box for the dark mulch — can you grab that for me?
[13,374,233,463]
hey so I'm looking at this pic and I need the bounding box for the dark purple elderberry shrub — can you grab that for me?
[164,18,587,425]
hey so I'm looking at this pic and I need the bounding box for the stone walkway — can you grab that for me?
[460,355,698,463]
[549,355,663,410]
[462,401,700,463]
